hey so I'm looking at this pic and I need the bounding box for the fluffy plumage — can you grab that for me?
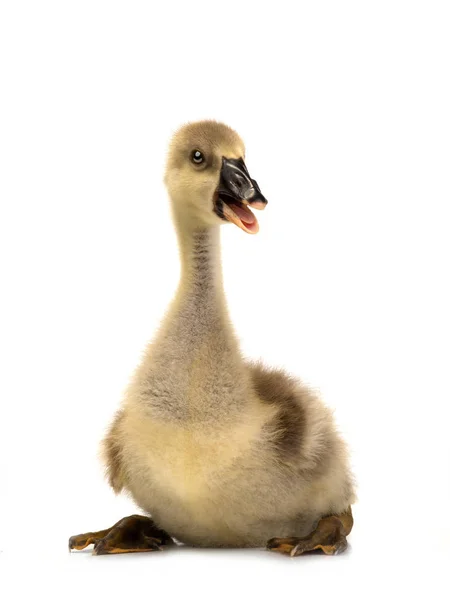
[101,121,355,547]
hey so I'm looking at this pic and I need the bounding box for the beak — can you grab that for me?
[215,157,267,234]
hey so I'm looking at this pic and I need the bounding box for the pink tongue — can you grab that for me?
[230,203,256,224]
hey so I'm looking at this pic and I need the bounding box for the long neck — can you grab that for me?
[174,217,226,316]
[143,210,250,422]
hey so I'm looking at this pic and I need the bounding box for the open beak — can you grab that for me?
[214,157,267,234]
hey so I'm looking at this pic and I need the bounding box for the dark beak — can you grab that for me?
[218,157,268,208]
[215,157,267,234]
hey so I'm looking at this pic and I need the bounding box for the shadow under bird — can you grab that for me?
[69,121,355,557]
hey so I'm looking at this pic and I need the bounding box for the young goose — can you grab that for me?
[69,120,355,556]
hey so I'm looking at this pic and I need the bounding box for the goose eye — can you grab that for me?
[191,150,205,164]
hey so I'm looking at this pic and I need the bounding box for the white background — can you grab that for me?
[1,0,449,597]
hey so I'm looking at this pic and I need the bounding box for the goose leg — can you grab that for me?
[266,508,353,557]
[69,514,174,555]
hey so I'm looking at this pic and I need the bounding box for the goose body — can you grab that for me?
[71,120,355,555]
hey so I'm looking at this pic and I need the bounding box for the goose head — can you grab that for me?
[164,120,267,234]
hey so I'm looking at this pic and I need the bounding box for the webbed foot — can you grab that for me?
[69,514,173,555]
[266,508,353,557]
